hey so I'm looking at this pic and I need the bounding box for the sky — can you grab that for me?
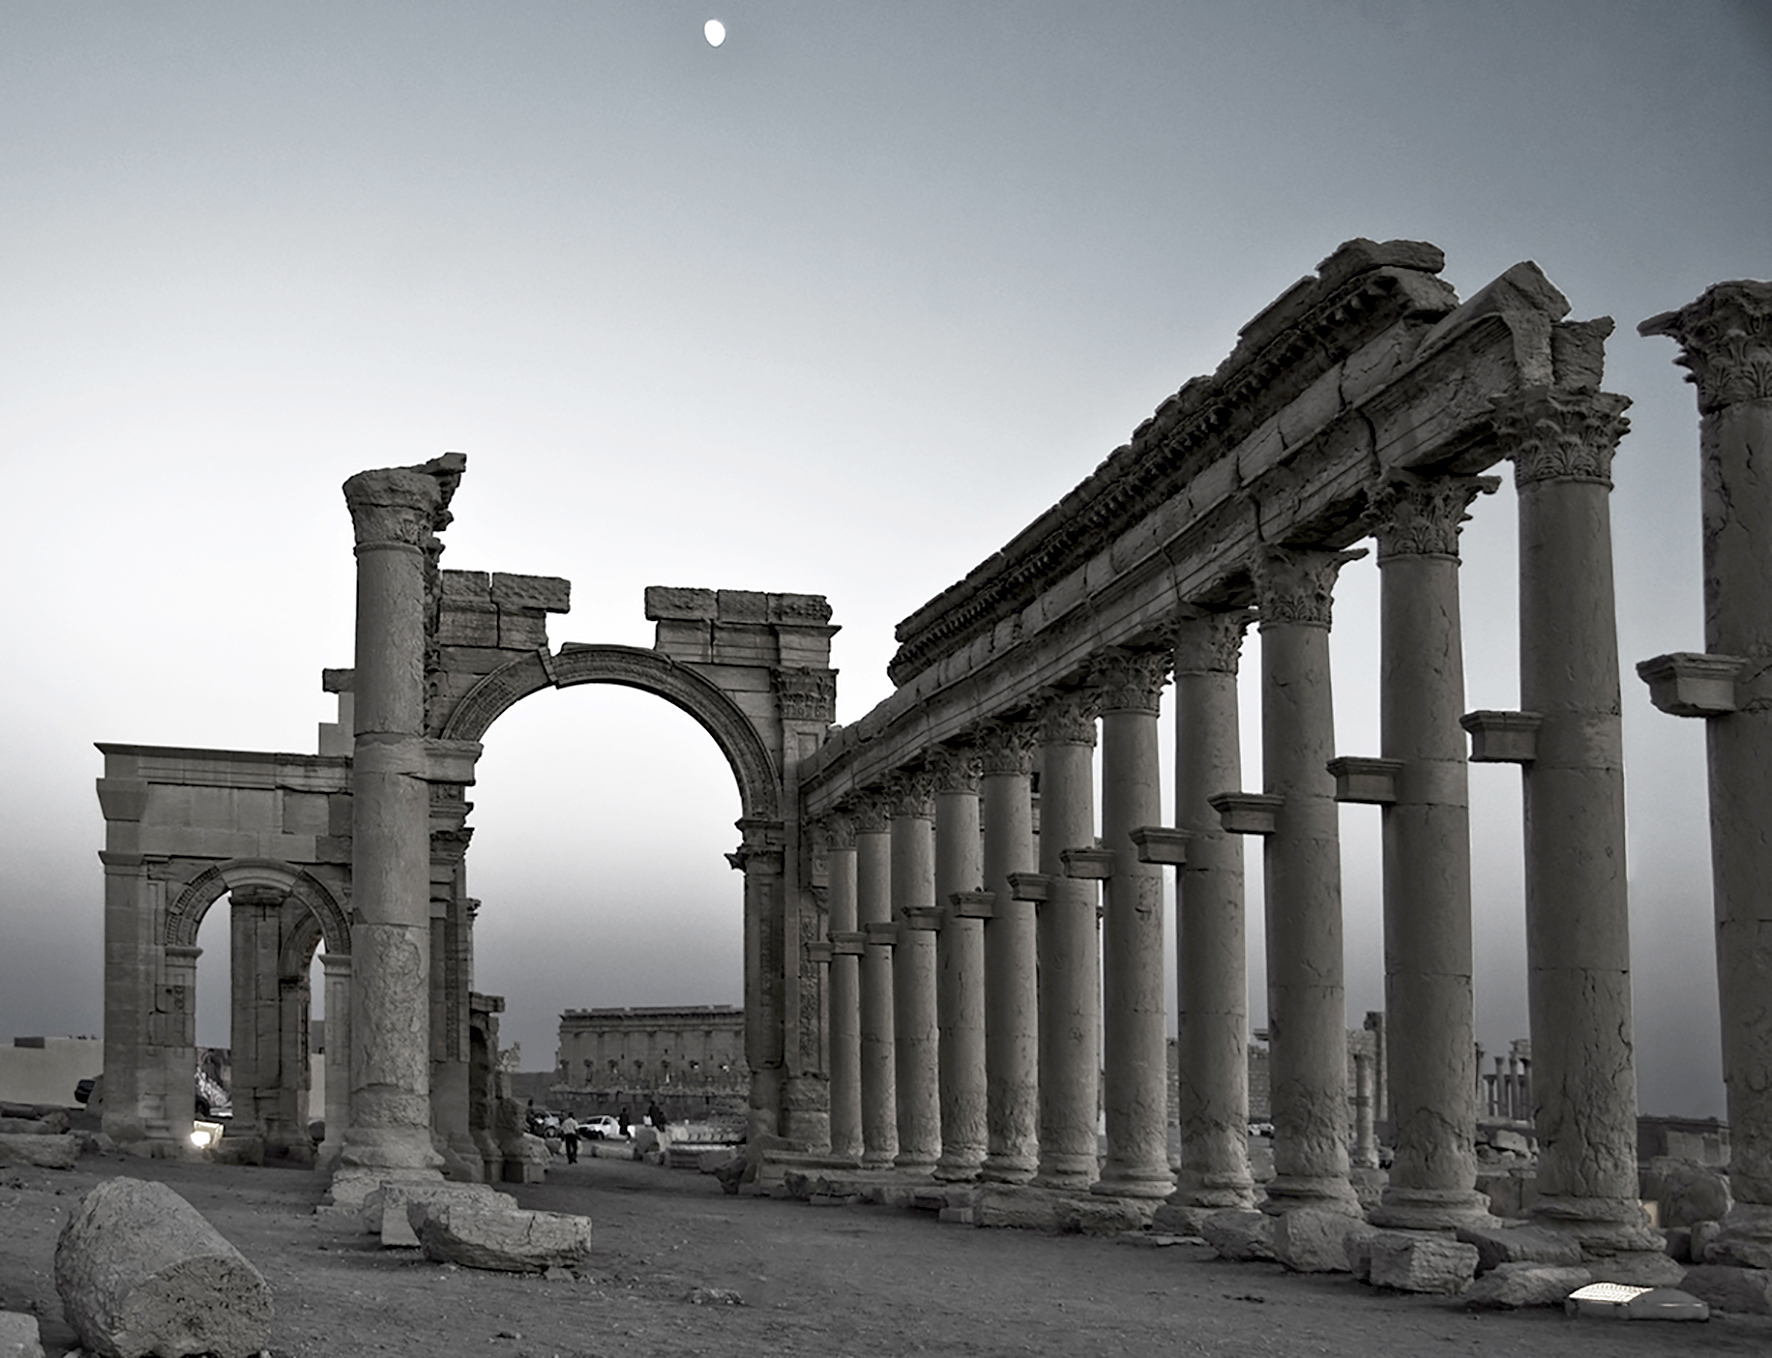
[2,2,1768,1117]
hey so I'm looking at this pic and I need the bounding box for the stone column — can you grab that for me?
[853,791,898,1169]
[822,814,864,1164]
[978,718,1039,1183]
[1034,687,1102,1190]
[317,952,353,1173]
[228,885,283,1144]
[1253,546,1362,1217]
[931,747,987,1181]
[340,465,447,1177]
[1366,474,1496,1230]
[1093,649,1176,1200]
[1494,387,1659,1254]
[735,816,788,1142]
[272,971,313,1160]
[889,770,941,1175]
[1170,611,1257,1212]
[1642,283,1772,1266]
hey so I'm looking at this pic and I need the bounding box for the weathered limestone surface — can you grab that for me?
[822,817,863,1164]
[970,1185,1150,1235]
[931,746,986,1182]
[366,1181,514,1247]
[1202,1208,1276,1262]
[0,1134,78,1170]
[1656,1159,1733,1229]
[1681,1263,1772,1316]
[1456,1222,1584,1274]
[888,772,940,1175]
[854,794,897,1170]
[0,1311,43,1358]
[978,720,1038,1183]
[1464,1262,1593,1309]
[1367,1233,1479,1294]
[55,1178,272,1358]
[410,1200,593,1273]
[1272,1206,1355,1273]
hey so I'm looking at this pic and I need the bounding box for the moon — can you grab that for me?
[704,19,725,47]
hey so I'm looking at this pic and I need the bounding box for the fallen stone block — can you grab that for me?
[700,1148,741,1174]
[1343,1222,1381,1282]
[370,1182,514,1247]
[972,1186,1149,1235]
[1202,1209,1275,1262]
[1465,1262,1592,1308]
[54,1177,272,1358]
[1691,1218,1722,1263]
[1663,1226,1692,1262]
[411,1200,593,1273]
[1273,1208,1360,1273]
[1680,1264,1772,1316]
[0,1310,43,1358]
[0,1117,62,1136]
[1368,1232,1479,1294]
[0,1133,78,1171]
[1655,1159,1733,1229]
[0,1108,69,1134]
[1455,1222,1582,1274]
[1585,1249,1687,1287]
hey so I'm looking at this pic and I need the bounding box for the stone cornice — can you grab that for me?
[1640,281,1772,415]
[1366,473,1499,562]
[1492,388,1631,489]
[1252,546,1365,629]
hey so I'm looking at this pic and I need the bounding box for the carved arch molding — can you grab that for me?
[439,644,782,823]
[163,859,351,957]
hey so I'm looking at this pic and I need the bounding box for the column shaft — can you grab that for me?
[1255,547,1360,1216]
[1095,651,1175,1199]
[890,774,940,1174]
[980,720,1039,1182]
[824,821,863,1163]
[318,953,353,1172]
[933,750,987,1181]
[1035,690,1101,1189]
[1171,613,1256,1210]
[854,795,898,1168]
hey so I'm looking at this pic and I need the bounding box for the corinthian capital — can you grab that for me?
[1172,609,1254,676]
[1252,546,1365,629]
[974,717,1038,777]
[1036,686,1101,747]
[928,744,982,796]
[1090,648,1172,716]
[849,790,892,836]
[1366,473,1500,563]
[885,769,936,820]
[821,812,857,852]
[1491,388,1631,489]
[343,468,443,550]
[1641,281,1772,415]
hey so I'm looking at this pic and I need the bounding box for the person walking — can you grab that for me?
[561,1114,580,1164]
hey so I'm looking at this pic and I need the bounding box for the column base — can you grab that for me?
[894,1151,939,1176]
[1093,1166,1176,1200]
[322,1166,444,1215]
[1529,1193,1664,1254]
[1170,1168,1258,1210]
[1262,1173,1363,1217]
[1369,1186,1495,1231]
[1032,1152,1099,1192]
[339,1125,445,1176]
[931,1153,983,1183]
[860,1149,899,1171]
[979,1153,1038,1185]
[1707,1203,1772,1270]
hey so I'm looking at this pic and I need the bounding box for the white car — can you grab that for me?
[581,1115,623,1140]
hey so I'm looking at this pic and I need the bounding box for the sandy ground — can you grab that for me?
[3,1146,1770,1358]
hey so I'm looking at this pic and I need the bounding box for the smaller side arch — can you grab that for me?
[164,858,352,957]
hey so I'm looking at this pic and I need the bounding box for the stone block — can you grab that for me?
[1692,1218,1722,1263]
[1664,1226,1693,1263]
[0,1133,79,1170]
[55,1178,271,1358]
[0,1311,42,1358]
[489,573,570,612]
[1587,1250,1688,1286]
[1680,1264,1772,1315]
[1464,1263,1593,1309]
[1455,1223,1581,1274]
[1343,1222,1381,1281]
[436,599,500,647]
[411,1200,593,1273]
[370,1182,513,1247]
[644,586,717,620]
[1655,1159,1733,1229]
[1202,1208,1275,1262]
[1273,1208,1360,1273]
[972,1186,1148,1235]
[1368,1232,1479,1294]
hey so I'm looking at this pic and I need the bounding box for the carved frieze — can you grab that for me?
[1640,281,1772,415]
[928,744,983,796]
[1036,687,1101,747]
[775,667,838,724]
[1251,545,1365,629]
[975,718,1038,777]
[1491,388,1632,489]
[1172,610,1254,676]
[1090,648,1172,716]
[1366,474,1499,563]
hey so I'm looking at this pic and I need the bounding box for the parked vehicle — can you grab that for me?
[581,1115,622,1140]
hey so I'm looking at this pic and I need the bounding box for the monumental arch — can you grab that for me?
[96,239,1772,1293]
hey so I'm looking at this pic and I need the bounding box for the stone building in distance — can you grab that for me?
[554,1005,748,1117]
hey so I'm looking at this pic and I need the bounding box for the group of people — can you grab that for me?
[552,1101,670,1165]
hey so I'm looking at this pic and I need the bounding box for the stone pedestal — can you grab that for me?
[1093,649,1176,1200]
[822,815,864,1163]
[889,772,940,1175]
[1034,688,1102,1190]
[1252,546,1361,1217]
[978,719,1039,1183]
[1642,283,1772,1266]
[853,793,898,1169]
[1170,611,1257,1211]
[339,464,451,1179]
[1366,474,1496,1230]
[932,748,986,1182]
[1495,387,1658,1253]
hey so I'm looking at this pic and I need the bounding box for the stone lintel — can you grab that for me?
[806,941,835,965]
[948,890,996,919]
[1327,756,1404,804]
[828,931,867,957]
[1460,710,1542,763]
[862,921,901,946]
[1636,652,1746,718]
[1006,872,1051,903]
[902,905,945,932]
[424,738,483,785]
[1208,792,1282,836]
[1129,825,1191,865]
[1060,847,1116,880]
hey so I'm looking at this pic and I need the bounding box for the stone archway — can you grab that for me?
[165,858,351,955]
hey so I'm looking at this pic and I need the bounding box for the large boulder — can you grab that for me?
[410,1199,593,1273]
[1681,1264,1772,1316]
[0,1134,79,1171]
[54,1178,271,1358]
[1464,1263,1593,1309]
[1656,1159,1733,1229]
